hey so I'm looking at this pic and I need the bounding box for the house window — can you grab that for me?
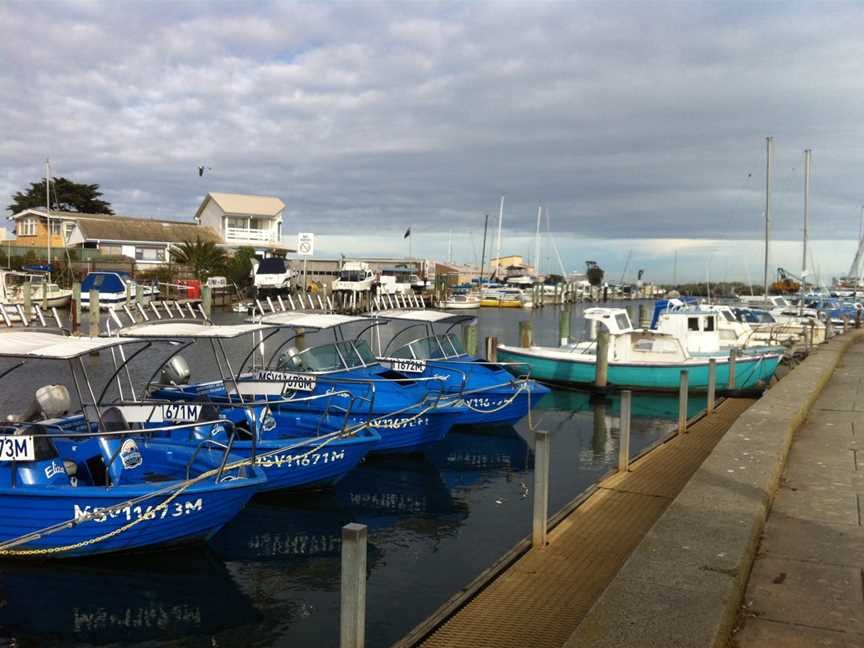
[249,219,266,230]
[135,247,164,261]
[64,222,75,239]
[49,219,62,235]
[227,218,247,229]
[18,218,37,236]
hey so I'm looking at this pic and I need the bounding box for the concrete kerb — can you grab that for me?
[566,330,864,648]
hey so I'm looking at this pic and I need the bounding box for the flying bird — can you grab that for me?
[198,165,213,177]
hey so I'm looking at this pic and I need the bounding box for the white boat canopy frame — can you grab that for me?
[0,331,145,359]
[117,321,272,340]
[373,309,476,327]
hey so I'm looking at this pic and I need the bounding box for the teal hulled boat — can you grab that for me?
[497,307,782,392]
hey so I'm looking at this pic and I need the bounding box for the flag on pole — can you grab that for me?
[404,227,411,238]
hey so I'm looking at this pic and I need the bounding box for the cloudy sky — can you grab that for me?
[2,1,863,282]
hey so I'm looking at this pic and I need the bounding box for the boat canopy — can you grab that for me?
[252,312,369,331]
[81,272,128,293]
[650,297,700,328]
[375,310,475,326]
[117,322,270,339]
[0,331,143,359]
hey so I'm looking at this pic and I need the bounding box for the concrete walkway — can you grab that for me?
[734,340,864,647]
[407,399,754,648]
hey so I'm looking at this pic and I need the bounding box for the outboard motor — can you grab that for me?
[5,384,72,423]
[277,346,303,371]
[160,355,191,386]
[35,384,72,419]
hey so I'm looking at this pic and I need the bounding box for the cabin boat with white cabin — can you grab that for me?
[496,307,781,391]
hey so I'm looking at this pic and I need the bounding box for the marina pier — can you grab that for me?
[386,320,864,647]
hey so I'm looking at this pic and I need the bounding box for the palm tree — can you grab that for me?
[170,236,227,280]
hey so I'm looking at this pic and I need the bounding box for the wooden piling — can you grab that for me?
[618,390,631,473]
[728,349,737,389]
[678,370,689,434]
[559,307,570,345]
[72,282,81,335]
[41,282,48,310]
[21,283,32,324]
[340,523,368,648]
[532,430,550,549]
[89,289,100,337]
[707,358,716,414]
[463,323,478,356]
[519,320,533,348]
[201,285,212,318]
[485,336,498,363]
[595,328,609,388]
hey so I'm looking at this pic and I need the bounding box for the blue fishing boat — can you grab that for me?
[0,331,265,558]
[374,309,550,426]
[148,314,463,454]
[104,320,381,491]
[80,272,159,310]
[497,308,781,391]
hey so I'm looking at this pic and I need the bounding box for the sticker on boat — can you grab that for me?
[392,359,427,374]
[0,435,35,461]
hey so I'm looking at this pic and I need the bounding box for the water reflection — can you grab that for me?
[0,549,254,644]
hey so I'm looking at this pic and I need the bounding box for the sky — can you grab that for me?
[2,1,864,283]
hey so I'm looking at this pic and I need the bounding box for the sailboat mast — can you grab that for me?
[45,158,52,280]
[495,195,504,279]
[447,229,453,264]
[763,136,773,299]
[802,149,811,294]
[534,206,542,276]
[479,214,489,289]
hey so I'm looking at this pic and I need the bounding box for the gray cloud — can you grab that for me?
[2,0,864,250]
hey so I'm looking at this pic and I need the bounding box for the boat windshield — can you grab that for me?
[281,339,377,372]
[391,334,467,360]
[339,270,367,282]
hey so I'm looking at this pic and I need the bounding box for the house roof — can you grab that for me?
[21,210,227,245]
[197,192,285,219]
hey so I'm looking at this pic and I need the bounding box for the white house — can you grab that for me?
[194,192,290,256]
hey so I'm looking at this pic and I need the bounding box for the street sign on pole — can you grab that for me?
[297,233,314,293]
[297,233,315,257]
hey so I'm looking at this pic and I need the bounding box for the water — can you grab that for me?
[0,302,703,647]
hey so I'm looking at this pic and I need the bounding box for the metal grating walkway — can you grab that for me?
[412,398,756,648]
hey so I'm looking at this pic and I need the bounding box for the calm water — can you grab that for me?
[0,302,704,647]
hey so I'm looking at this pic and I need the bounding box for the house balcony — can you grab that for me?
[224,227,274,242]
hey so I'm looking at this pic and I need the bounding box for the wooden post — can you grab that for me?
[41,282,48,310]
[22,283,31,323]
[559,307,570,345]
[485,336,498,363]
[463,323,477,356]
[618,390,631,473]
[136,281,143,307]
[340,522,367,648]
[728,349,737,389]
[844,315,850,334]
[707,358,716,415]
[856,308,862,329]
[295,327,305,351]
[519,320,533,348]
[678,369,689,434]
[595,328,609,388]
[89,289,100,336]
[72,282,81,335]
[532,430,550,549]
[639,303,650,328]
[125,281,132,307]
[201,285,212,318]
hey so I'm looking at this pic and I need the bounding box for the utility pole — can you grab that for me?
[45,158,52,281]
[763,136,773,299]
